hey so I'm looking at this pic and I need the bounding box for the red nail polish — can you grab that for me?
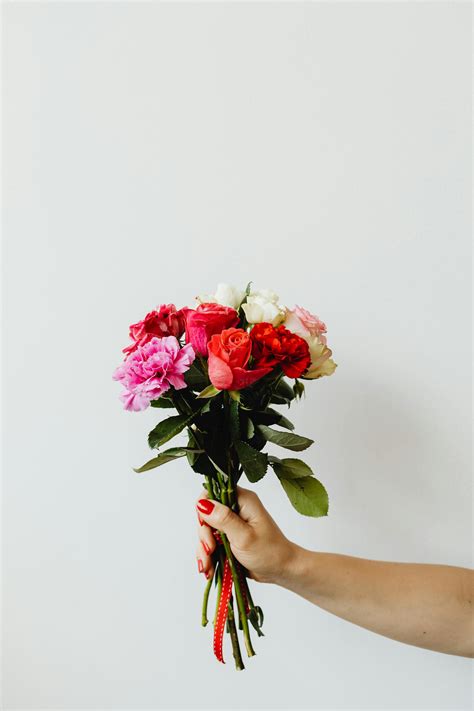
[197,559,203,573]
[202,541,210,555]
[205,572,211,580]
[197,499,215,515]
[198,517,209,528]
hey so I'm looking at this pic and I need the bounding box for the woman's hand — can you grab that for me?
[195,486,295,584]
[194,486,474,657]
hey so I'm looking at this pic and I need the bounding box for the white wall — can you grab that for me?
[2,2,472,709]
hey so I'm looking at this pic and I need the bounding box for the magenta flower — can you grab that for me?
[123,304,187,356]
[113,336,195,411]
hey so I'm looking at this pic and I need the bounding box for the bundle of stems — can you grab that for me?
[200,470,263,670]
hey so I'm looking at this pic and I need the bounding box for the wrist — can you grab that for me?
[272,540,312,589]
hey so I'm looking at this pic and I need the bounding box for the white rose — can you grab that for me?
[242,288,285,326]
[196,283,244,310]
[214,283,245,310]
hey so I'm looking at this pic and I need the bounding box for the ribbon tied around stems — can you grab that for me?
[212,531,251,664]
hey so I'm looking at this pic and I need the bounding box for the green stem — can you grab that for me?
[213,557,223,627]
[215,469,229,507]
[226,596,245,670]
[204,474,213,498]
[201,575,212,627]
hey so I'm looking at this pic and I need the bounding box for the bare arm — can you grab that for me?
[279,548,473,657]
[195,488,474,658]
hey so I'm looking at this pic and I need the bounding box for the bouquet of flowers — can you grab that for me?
[113,283,336,669]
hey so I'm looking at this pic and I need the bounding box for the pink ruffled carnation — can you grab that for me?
[113,336,195,411]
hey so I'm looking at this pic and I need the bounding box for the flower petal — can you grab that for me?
[208,350,234,389]
[231,366,273,390]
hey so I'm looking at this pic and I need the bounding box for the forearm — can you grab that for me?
[277,545,473,657]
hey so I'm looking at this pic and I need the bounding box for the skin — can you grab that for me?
[196,487,474,658]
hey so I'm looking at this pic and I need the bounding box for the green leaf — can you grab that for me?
[186,429,200,466]
[257,425,314,452]
[186,427,216,475]
[274,378,295,402]
[208,455,228,479]
[184,362,209,390]
[189,451,215,476]
[248,607,265,637]
[279,475,329,517]
[265,408,294,430]
[270,457,313,478]
[246,417,255,439]
[150,397,175,408]
[200,400,212,414]
[277,415,295,430]
[197,384,220,399]
[148,412,196,449]
[134,447,201,473]
[235,440,268,482]
[249,408,294,430]
[250,410,280,426]
[269,394,289,406]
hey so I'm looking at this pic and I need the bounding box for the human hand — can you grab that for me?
[195,486,296,584]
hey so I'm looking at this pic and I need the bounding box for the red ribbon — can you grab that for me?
[213,558,233,663]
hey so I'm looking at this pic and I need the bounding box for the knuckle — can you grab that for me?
[205,535,217,552]
[238,488,258,506]
[216,506,233,528]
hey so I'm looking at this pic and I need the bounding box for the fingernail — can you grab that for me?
[197,559,203,573]
[198,517,209,528]
[205,572,211,580]
[202,541,210,555]
[197,499,215,515]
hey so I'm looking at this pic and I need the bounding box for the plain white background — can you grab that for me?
[2,2,472,709]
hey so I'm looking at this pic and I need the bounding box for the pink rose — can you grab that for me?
[208,328,272,390]
[185,303,239,356]
[123,305,186,356]
[284,305,327,344]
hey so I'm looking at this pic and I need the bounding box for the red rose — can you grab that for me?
[208,328,272,390]
[185,303,239,356]
[123,304,186,356]
[250,322,311,378]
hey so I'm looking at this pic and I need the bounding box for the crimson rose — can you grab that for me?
[123,304,186,356]
[185,303,239,356]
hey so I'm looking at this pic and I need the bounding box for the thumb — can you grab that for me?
[196,497,249,543]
